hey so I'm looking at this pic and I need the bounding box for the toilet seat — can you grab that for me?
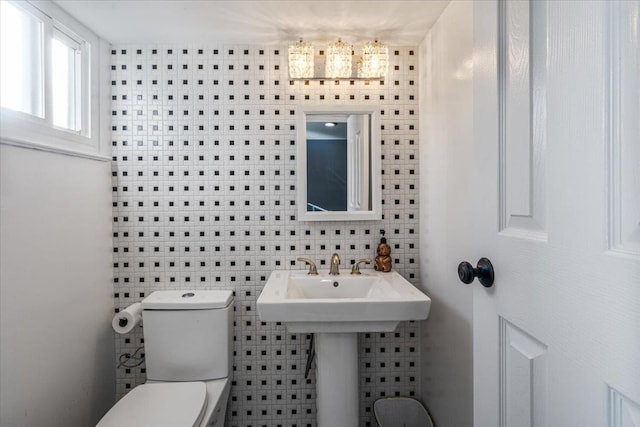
[96,382,207,427]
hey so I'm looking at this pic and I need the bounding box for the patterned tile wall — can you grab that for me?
[110,45,420,427]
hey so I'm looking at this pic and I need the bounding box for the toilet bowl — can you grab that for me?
[97,290,234,427]
[97,379,230,427]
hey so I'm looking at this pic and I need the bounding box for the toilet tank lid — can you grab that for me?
[142,290,233,310]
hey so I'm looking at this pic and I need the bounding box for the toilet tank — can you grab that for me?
[141,290,233,382]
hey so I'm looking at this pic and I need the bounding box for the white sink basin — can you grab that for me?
[258,270,431,333]
[287,274,396,299]
[258,269,431,426]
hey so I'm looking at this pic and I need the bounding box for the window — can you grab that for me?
[52,28,82,131]
[0,1,44,118]
[1,0,96,149]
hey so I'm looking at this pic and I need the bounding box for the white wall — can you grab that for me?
[418,1,474,426]
[0,145,115,426]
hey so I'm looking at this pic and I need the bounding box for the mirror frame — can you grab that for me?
[296,105,382,221]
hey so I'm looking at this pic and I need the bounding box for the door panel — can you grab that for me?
[499,318,548,427]
[474,1,640,426]
[498,0,547,239]
[609,0,640,256]
[347,114,370,211]
[609,387,640,427]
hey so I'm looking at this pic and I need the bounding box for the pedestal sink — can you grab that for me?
[257,270,431,427]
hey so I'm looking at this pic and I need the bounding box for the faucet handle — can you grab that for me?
[351,258,372,275]
[297,257,318,275]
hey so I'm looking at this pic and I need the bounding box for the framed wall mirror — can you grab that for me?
[296,105,382,221]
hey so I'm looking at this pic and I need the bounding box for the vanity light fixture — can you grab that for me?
[288,39,314,79]
[288,38,387,80]
[325,38,353,78]
[358,39,389,78]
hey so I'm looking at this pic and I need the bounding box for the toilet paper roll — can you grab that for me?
[112,302,142,334]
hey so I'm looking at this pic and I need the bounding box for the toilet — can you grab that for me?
[98,290,234,427]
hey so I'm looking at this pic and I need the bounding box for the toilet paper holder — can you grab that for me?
[112,302,143,334]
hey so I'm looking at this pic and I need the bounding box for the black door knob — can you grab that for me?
[458,258,494,287]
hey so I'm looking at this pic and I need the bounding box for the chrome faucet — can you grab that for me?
[329,253,341,275]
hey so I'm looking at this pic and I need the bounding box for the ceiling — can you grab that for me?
[53,0,450,45]
[307,122,347,140]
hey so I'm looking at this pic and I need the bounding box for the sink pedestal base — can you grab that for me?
[315,332,359,427]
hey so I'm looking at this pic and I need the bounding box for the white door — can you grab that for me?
[473,1,640,426]
[347,114,370,211]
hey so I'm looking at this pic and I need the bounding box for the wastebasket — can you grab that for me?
[373,397,433,427]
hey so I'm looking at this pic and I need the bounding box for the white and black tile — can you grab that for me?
[111,45,420,427]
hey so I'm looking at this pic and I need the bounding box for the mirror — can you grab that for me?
[297,105,382,221]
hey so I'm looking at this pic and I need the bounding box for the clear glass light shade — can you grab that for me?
[325,39,353,78]
[288,39,314,79]
[359,40,388,78]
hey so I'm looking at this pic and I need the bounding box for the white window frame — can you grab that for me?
[0,0,104,157]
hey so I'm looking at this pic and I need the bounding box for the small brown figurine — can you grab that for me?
[374,230,392,272]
